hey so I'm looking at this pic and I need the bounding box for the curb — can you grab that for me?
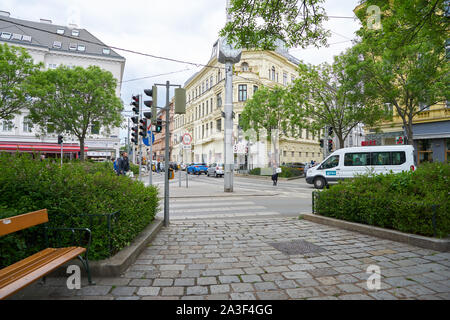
[51,218,164,278]
[167,193,280,199]
[300,213,450,252]
[235,174,305,181]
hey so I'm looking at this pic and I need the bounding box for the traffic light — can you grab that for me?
[131,95,140,115]
[155,119,163,133]
[328,127,333,137]
[131,116,139,125]
[144,86,157,123]
[319,139,324,148]
[328,139,333,152]
[139,118,148,138]
[174,88,186,114]
[57,135,63,144]
[131,126,138,145]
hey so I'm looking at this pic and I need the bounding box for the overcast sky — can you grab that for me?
[2,0,362,141]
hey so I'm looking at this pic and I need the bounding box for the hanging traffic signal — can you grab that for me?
[131,116,139,124]
[139,118,148,138]
[131,95,140,115]
[328,127,333,137]
[328,139,333,152]
[131,126,139,145]
[174,88,186,114]
[155,119,163,133]
[143,112,152,120]
[144,86,158,123]
[57,135,63,144]
[319,139,324,148]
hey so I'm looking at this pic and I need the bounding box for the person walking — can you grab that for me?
[111,157,119,175]
[157,161,161,174]
[118,152,130,176]
[271,161,279,186]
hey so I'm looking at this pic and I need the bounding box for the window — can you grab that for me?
[418,139,433,164]
[446,139,450,163]
[241,62,249,71]
[210,98,213,113]
[216,119,222,132]
[283,72,287,86]
[202,125,204,138]
[23,116,33,133]
[71,29,80,37]
[1,32,11,40]
[217,94,222,108]
[206,80,209,91]
[22,35,32,42]
[238,84,247,101]
[206,123,209,136]
[344,153,370,166]
[53,41,62,48]
[210,76,213,88]
[291,151,295,157]
[391,152,406,165]
[271,66,275,81]
[69,43,77,51]
[283,150,287,157]
[371,152,391,166]
[206,100,209,114]
[77,44,86,52]
[253,86,258,95]
[2,120,13,132]
[102,48,110,55]
[299,152,302,157]
[11,33,22,41]
[202,103,205,117]
[320,155,340,169]
[56,29,65,35]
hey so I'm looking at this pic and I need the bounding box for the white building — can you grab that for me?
[0,11,125,159]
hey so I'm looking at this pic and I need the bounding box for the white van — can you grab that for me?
[306,145,416,189]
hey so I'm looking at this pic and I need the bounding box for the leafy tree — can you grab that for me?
[220,0,329,50]
[240,86,296,166]
[0,43,41,120]
[350,0,449,144]
[26,65,123,160]
[287,53,387,149]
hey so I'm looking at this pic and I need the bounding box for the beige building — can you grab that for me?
[172,41,322,169]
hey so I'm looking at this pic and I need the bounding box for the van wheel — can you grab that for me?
[314,177,326,189]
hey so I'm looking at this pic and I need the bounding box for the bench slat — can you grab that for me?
[0,209,48,236]
[0,247,86,299]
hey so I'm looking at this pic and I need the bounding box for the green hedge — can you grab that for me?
[314,162,450,238]
[0,153,159,268]
[248,166,303,178]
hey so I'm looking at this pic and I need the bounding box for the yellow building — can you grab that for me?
[172,41,322,169]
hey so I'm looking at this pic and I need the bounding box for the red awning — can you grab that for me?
[0,142,88,153]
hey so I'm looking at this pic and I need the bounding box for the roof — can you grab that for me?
[0,15,124,60]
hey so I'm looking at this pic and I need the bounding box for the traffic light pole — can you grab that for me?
[224,62,234,192]
[138,94,143,180]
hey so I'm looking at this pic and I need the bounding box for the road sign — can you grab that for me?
[182,133,192,145]
[143,131,155,146]
[183,145,191,150]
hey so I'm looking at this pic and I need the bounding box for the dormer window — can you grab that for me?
[22,35,32,42]
[56,29,65,35]
[77,44,86,52]
[53,41,62,49]
[69,43,77,51]
[11,33,22,41]
[71,29,80,36]
[0,32,11,40]
[102,48,110,55]
[241,62,249,71]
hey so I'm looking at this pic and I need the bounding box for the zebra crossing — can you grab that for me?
[156,196,281,220]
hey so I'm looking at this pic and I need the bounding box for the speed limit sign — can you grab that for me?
[182,133,192,145]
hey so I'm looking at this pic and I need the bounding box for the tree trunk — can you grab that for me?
[405,120,414,145]
[79,138,85,161]
[337,135,345,150]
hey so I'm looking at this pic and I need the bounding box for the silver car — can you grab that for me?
[207,163,224,177]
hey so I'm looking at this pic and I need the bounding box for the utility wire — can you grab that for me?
[120,68,192,83]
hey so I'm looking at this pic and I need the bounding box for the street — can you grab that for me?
[139,172,314,220]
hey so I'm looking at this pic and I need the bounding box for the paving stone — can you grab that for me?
[181,270,201,278]
[334,266,361,274]
[367,291,398,300]
[307,296,339,300]
[221,268,244,275]
[161,287,184,296]
[153,279,174,287]
[111,286,137,296]
[288,264,315,271]
[129,279,152,287]
[418,295,443,300]
[116,296,140,300]
[76,285,112,296]
[282,271,311,280]
[256,291,289,300]
[243,267,265,274]
[316,286,341,296]
[295,278,320,287]
[197,277,218,285]
[159,265,186,271]
[174,278,195,286]
[202,270,221,277]
[336,284,363,293]
[264,266,290,273]
[388,288,416,299]
[241,275,263,283]
[261,273,284,282]
[384,277,417,287]
[187,286,208,295]
[210,284,231,294]
[336,274,359,284]
[275,280,299,289]
[403,285,436,296]
[231,283,254,292]
[230,292,256,300]
[206,294,230,300]
[137,287,160,296]
[286,287,320,299]
[307,268,338,277]
[317,277,339,286]
[422,281,450,293]
[97,278,131,286]
[254,282,277,291]
[181,296,205,300]
[123,271,145,279]
[219,276,241,284]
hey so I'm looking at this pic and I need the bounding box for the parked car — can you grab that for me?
[306,145,416,189]
[187,163,208,175]
[207,163,224,177]
[284,162,306,175]
[180,163,188,171]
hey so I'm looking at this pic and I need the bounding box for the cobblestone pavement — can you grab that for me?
[9,217,450,300]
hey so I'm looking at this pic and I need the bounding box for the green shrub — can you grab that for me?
[0,153,159,268]
[314,162,450,238]
[249,168,261,175]
[279,166,303,178]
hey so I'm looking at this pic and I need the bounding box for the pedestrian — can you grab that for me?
[111,157,119,175]
[118,152,130,176]
[157,161,161,174]
[271,161,279,186]
[40,154,46,161]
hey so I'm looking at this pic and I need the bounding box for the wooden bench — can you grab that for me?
[0,209,93,299]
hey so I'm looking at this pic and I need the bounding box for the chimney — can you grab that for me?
[0,11,10,17]
[40,18,52,24]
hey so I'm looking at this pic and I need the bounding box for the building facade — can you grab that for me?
[172,41,323,169]
[0,12,125,159]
